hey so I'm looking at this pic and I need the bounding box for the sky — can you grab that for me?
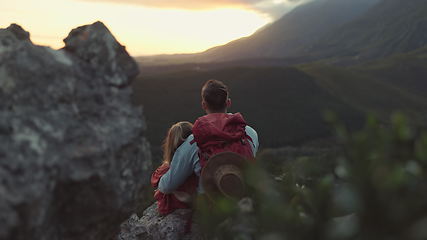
[1,0,310,56]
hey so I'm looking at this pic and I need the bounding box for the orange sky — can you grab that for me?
[1,0,306,56]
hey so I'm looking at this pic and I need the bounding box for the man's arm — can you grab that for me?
[158,135,199,194]
[245,125,259,156]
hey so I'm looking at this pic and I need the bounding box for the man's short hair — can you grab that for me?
[201,79,229,112]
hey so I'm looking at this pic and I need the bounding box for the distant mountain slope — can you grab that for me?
[352,46,427,98]
[299,64,427,123]
[311,0,427,64]
[132,50,427,152]
[138,0,427,67]
[199,0,379,62]
[136,0,379,65]
[132,67,364,151]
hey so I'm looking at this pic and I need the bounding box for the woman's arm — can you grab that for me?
[158,135,199,194]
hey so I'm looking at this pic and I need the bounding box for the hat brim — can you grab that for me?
[201,152,248,201]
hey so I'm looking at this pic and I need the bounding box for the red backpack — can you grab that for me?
[191,113,254,167]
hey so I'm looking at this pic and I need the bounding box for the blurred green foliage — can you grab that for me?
[195,112,427,240]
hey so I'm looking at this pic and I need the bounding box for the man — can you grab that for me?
[158,79,259,194]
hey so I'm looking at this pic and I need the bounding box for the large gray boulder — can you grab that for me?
[118,203,202,240]
[0,22,152,240]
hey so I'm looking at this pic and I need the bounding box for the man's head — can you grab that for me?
[201,79,231,114]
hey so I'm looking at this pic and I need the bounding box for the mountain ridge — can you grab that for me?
[137,0,427,66]
[199,0,380,62]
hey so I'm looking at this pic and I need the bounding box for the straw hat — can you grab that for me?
[201,152,248,201]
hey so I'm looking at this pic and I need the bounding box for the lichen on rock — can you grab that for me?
[0,22,152,240]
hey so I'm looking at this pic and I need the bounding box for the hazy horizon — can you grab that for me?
[1,0,312,56]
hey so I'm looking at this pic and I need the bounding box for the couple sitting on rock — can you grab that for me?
[151,79,259,216]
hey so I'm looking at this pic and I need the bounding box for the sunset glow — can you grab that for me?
[1,0,273,56]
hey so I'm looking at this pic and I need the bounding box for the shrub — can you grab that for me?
[196,112,427,240]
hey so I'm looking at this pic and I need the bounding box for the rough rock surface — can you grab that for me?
[118,203,202,240]
[0,22,152,240]
[118,198,257,240]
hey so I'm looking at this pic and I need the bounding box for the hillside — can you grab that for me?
[137,0,379,65]
[132,48,427,154]
[132,67,365,154]
[198,0,379,62]
[311,0,427,64]
[299,64,427,122]
[138,0,427,67]
[352,46,427,98]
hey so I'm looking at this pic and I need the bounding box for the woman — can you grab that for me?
[151,121,199,215]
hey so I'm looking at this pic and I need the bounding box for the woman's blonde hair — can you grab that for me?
[162,121,193,165]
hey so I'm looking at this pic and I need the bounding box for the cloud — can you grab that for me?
[76,0,266,10]
[75,0,313,19]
